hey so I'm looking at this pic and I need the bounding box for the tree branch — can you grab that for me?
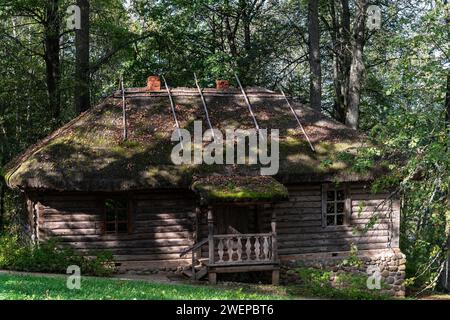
[89,32,157,74]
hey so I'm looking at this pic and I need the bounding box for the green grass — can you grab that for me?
[0,273,286,300]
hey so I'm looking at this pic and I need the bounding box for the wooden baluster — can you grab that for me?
[246,237,252,261]
[254,236,261,261]
[236,236,242,262]
[218,239,224,263]
[263,236,269,260]
[227,239,233,262]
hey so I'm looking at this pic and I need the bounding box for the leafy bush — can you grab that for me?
[288,267,391,300]
[338,244,364,269]
[0,234,115,276]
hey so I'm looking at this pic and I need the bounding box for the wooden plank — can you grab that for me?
[274,201,322,209]
[277,224,389,235]
[276,214,322,222]
[278,229,389,241]
[134,213,195,220]
[73,249,191,258]
[43,208,99,215]
[49,231,193,242]
[288,195,322,201]
[135,200,194,207]
[279,236,389,249]
[272,208,322,215]
[134,218,193,227]
[277,220,322,228]
[350,194,391,200]
[66,238,191,248]
[43,215,102,222]
[278,243,388,255]
[40,228,100,236]
[209,264,278,273]
[42,221,98,229]
[41,201,97,209]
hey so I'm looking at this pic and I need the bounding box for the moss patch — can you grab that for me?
[191,176,288,203]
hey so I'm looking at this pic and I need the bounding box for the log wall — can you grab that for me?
[31,190,197,271]
[270,183,400,259]
[28,182,400,271]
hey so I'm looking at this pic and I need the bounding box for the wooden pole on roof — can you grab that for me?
[194,73,215,139]
[161,74,184,150]
[234,74,262,133]
[120,75,128,141]
[234,74,259,131]
[279,86,315,152]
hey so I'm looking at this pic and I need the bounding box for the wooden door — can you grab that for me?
[213,205,258,234]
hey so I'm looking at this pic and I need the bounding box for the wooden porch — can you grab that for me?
[180,206,279,285]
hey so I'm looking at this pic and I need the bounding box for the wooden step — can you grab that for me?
[182,270,193,278]
[195,267,208,280]
[182,266,208,280]
[198,258,209,266]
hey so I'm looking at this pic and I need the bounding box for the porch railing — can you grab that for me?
[210,233,276,266]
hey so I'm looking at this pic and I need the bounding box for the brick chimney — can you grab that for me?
[216,80,229,90]
[147,75,161,91]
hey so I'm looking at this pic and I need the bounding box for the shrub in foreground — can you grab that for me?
[0,234,114,276]
[287,267,391,300]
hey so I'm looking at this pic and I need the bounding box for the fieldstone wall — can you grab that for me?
[281,249,406,297]
[116,262,190,275]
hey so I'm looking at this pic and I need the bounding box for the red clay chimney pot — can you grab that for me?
[216,80,229,90]
[147,75,161,91]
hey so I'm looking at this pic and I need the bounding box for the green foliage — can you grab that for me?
[338,244,364,269]
[346,1,449,292]
[289,267,390,300]
[0,235,115,277]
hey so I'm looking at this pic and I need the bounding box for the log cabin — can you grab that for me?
[3,76,405,295]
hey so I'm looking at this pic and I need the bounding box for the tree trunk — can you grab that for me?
[44,0,61,126]
[331,0,351,123]
[0,180,4,232]
[308,0,321,112]
[223,0,239,60]
[345,0,366,129]
[75,0,90,114]
[444,1,450,271]
[240,0,252,82]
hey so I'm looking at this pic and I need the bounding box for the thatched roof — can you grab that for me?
[4,87,381,192]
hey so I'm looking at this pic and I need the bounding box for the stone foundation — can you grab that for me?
[280,248,406,297]
[115,260,191,275]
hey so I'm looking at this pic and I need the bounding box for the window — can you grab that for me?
[322,185,349,226]
[104,197,129,234]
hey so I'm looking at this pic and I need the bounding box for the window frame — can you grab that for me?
[101,195,133,235]
[321,184,351,228]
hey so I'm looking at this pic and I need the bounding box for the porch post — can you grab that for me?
[192,207,201,280]
[271,210,279,285]
[271,210,277,262]
[207,207,217,284]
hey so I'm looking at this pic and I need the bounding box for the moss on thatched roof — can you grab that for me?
[4,87,381,192]
[191,176,289,204]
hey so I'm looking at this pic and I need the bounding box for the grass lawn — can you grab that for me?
[0,273,288,300]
